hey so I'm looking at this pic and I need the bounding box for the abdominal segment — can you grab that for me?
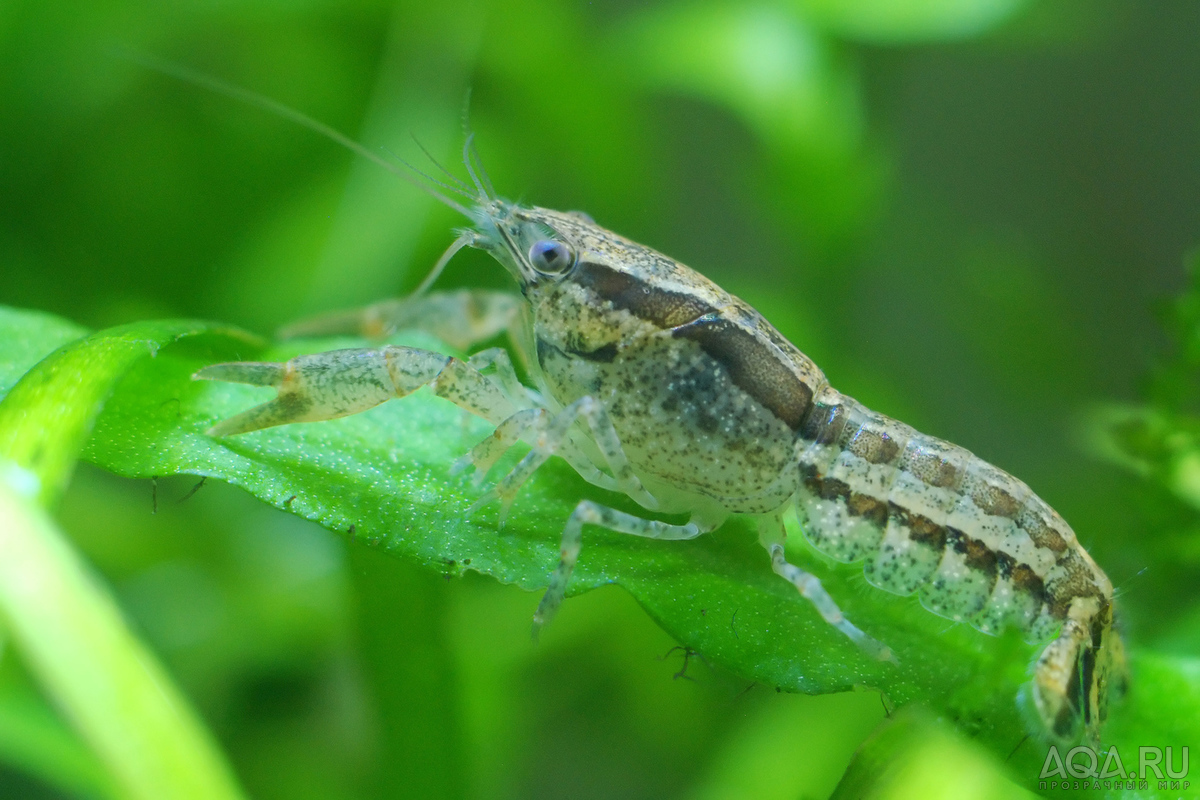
[793,390,1108,642]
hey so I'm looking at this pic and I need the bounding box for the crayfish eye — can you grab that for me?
[528,239,575,275]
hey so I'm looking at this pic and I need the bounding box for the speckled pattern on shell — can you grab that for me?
[497,203,1124,742]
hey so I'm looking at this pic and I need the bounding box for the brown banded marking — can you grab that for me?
[906,447,965,490]
[1018,506,1071,554]
[847,492,889,527]
[795,468,884,562]
[793,397,1119,705]
[796,401,905,562]
[790,392,1100,636]
[958,530,1000,576]
[976,550,1040,634]
[1044,549,1107,619]
[944,467,1038,628]
[1009,562,1047,608]
[924,526,999,619]
[847,426,902,466]
[970,479,1022,518]
[546,206,1121,738]
[185,100,1125,741]
[800,442,1029,626]
[894,504,946,550]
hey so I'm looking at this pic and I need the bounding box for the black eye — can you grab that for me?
[528,239,575,274]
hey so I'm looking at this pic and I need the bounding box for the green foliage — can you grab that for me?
[796,0,1033,42]
[0,298,1196,798]
[0,315,249,799]
[3,0,1199,797]
[48,317,1044,726]
[831,710,1039,800]
[1090,255,1200,646]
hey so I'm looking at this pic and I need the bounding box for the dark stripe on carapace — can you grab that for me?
[672,314,813,430]
[573,261,714,328]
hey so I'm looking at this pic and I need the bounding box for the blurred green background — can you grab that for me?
[2,0,1199,797]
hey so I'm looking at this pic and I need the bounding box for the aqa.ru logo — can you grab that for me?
[1040,745,1189,791]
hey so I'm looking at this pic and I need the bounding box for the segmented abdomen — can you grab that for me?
[793,385,1112,642]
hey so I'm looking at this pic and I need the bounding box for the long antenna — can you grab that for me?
[381,145,478,202]
[411,133,474,194]
[122,52,473,217]
[468,137,497,200]
[462,133,489,201]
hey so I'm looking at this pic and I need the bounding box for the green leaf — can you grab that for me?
[0,661,116,799]
[0,314,260,507]
[0,307,88,401]
[0,478,246,800]
[0,309,254,800]
[835,660,1200,799]
[1088,404,1200,540]
[85,330,1024,709]
[67,323,1195,790]
[1,305,1192,795]
[830,709,1037,800]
